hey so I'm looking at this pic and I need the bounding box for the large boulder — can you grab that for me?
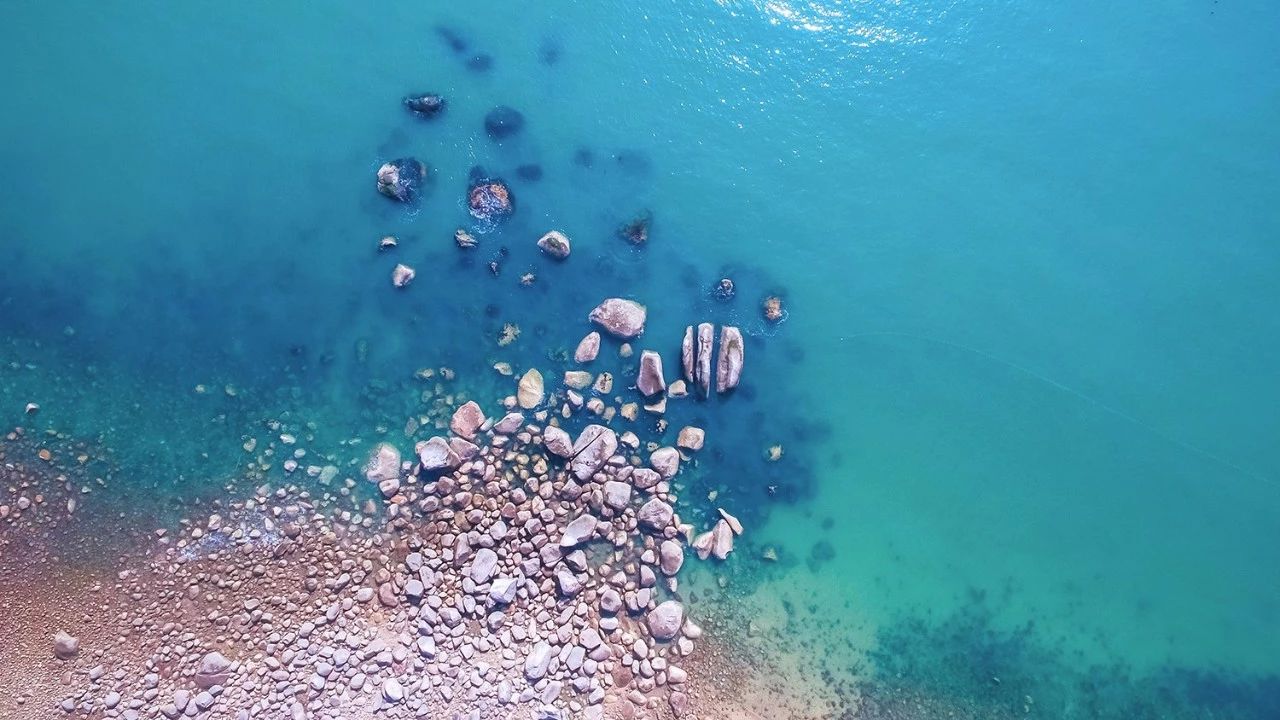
[543,426,574,458]
[391,263,416,288]
[377,158,427,203]
[659,540,684,576]
[517,369,545,409]
[681,326,695,382]
[602,480,632,510]
[417,437,460,472]
[468,177,514,222]
[525,641,553,680]
[536,231,571,260]
[450,401,486,440]
[403,93,446,118]
[716,326,744,393]
[637,498,673,532]
[484,106,525,140]
[588,298,646,339]
[649,447,680,479]
[574,332,601,363]
[695,323,714,398]
[647,601,684,641]
[560,514,599,547]
[195,651,232,689]
[636,350,666,397]
[52,631,79,660]
[569,425,617,480]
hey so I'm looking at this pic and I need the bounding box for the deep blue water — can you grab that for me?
[2,1,1279,717]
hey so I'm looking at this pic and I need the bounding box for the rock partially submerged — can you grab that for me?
[637,350,666,397]
[363,442,401,484]
[416,436,460,472]
[449,401,486,440]
[517,369,544,409]
[589,298,646,339]
[763,295,784,322]
[695,323,714,397]
[716,326,744,392]
[573,332,600,363]
[647,601,683,641]
[536,230,571,260]
[454,228,478,248]
[468,176,514,223]
[391,263,416,288]
[403,93,446,118]
[377,158,427,203]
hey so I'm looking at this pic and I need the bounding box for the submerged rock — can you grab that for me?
[588,298,646,339]
[636,350,666,397]
[403,93,446,118]
[716,326,744,392]
[617,210,651,245]
[536,230,571,260]
[376,158,427,203]
[455,228,478,248]
[517,369,544,409]
[695,323,714,397]
[574,332,600,363]
[484,106,525,140]
[467,177,514,222]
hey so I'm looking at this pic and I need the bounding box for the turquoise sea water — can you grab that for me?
[2,1,1278,717]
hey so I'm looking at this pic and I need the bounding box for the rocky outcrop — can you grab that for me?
[636,350,666,397]
[763,295,784,322]
[450,401,486,440]
[403,93,446,118]
[681,326,694,382]
[676,426,704,452]
[574,332,600,363]
[569,425,617,481]
[468,177,514,222]
[716,326,744,393]
[536,231,571,260]
[377,158,427,203]
[391,263,416,288]
[695,323,714,397]
[588,298,646,339]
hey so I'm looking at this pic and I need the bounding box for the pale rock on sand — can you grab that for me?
[194,651,232,689]
[716,325,745,392]
[637,350,666,397]
[536,230,571,259]
[52,631,79,660]
[574,332,601,363]
[588,298,647,338]
[518,369,545,409]
[450,401,486,440]
[525,642,553,680]
[560,514,599,547]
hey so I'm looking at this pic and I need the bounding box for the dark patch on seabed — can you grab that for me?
[861,598,1280,720]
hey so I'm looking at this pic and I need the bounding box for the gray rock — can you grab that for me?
[560,514,598,548]
[602,480,632,510]
[648,601,684,641]
[711,518,735,560]
[417,436,460,472]
[695,323,714,397]
[489,577,519,605]
[542,426,574,457]
[556,568,583,596]
[537,230,571,259]
[659,540,685,576]
[52,631,79,660]
[450,401,486,440]
[681,325,695,382]
[469,548,499,583]
[676,426,705,451]
[636,350,666,397]
[524,641,553,680]
[600,588,623,614]
[195,651,232,689]
[570,425,617,480]
[404,579,424,603]
[392,263,416,288]
[382,678,404,703]
[716,325,744,392]
[637,498,674,532]
[631,468,661,490]
[574,332,601,363]
[588,298,647,339]
[493,412,524,434]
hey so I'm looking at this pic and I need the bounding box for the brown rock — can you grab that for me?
[636,350,666,397]
[450,401,486,440]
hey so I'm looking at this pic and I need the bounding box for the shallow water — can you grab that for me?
[3,0,1279,717]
